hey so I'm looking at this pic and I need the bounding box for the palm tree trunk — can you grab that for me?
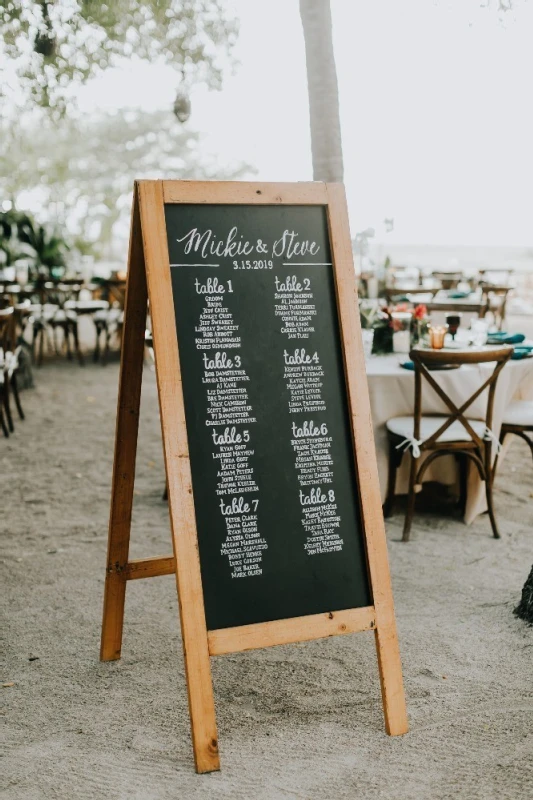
[299,0,344,182]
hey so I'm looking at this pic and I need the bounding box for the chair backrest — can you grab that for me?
[478,283,511,325]
[0,307,15,354]
[42,281,82,307]
[479,282,511,298]
[432,271,463,289]
[478,268,514,286]
[409,345,513,450]
[389,266,422,285]
[384,286,437,306]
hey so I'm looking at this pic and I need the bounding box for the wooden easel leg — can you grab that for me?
[138,181,220,773]
[100,190,147,661]
[374,622,409,736]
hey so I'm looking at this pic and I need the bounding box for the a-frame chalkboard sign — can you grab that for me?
[100,180,408,773]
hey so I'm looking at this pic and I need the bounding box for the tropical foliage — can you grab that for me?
[1,0,238,118]
[1,2,246,256]
[0,207,70,278]
[0,108,251,256]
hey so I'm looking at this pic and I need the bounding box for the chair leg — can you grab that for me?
[47,326,55,355]
[512,431,533,468]
[483,444,500,539]
[72,321,84,366]
[39,326,46,367]
[103,327,111,366]
[18,343,33,389]
[11,372,25,420]
[31,325,38,365]
[485,474,500,539]
[0,402,8,437]
[383,438,401,518]
[93,322,102,363]
[64,323,72,361]
[52,323,61,356]
[32,322,44,367]
[457,452,468,516]
[402,453,418,543]
[492,430,507,480]
[24,349,34,389]
[3,379,14,433]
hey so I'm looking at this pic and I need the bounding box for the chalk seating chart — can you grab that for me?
[166,204,371,630]
[101,183,408,774]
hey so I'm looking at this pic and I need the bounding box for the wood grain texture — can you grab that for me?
[411,344,512,365]
[161,179,328,205]
[325,182,408,736]
[100,188,147,662]
[104,180,407,773]
[425,300,486,313]
[124,555,176,580]
[208,607,376,656]
[137,180,220,774]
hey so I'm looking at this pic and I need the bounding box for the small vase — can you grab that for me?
[412,318,429,347]
[372,324,394,355]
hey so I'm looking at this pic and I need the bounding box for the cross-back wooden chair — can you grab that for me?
[0,308,13,436]
[13,301,34,389]
[479,282,511,330]
[89,279,126,364]
[494,402,533,476]
[0,306,26,437]
[432,271,463,290]
[383,345,513,541]
[478,268,514,286]
[29,281,84,365]
[46,281,84,365]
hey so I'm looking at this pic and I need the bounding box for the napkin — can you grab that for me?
[487,332,526,344]
[447,290,471,299]
[511,346,533,360]
[400,359,460,371]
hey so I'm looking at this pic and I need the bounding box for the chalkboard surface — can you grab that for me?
[166,204,371,630]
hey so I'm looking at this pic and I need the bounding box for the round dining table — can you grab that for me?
[366,351,533,523]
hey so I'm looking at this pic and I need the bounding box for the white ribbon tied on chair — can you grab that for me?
[395,427,501,458]
[395,437,423,458]
[483,426,502,453]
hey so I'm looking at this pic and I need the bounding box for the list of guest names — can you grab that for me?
[178,226,346,580]
[193,277,266,579]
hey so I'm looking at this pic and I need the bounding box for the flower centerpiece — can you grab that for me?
[359,301,431,355]
[359,301,394,354]
[411,303,430,346]
[391,304,413,353]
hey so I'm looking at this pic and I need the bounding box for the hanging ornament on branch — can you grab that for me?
[34,0,57,57]
[173,89,191,123]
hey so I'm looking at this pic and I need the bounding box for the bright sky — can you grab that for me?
[78,0,533,247]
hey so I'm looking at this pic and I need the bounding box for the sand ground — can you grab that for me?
[1,355,532,800]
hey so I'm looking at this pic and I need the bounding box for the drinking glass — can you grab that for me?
[470,319,488,346]
[391,311,412,354]
[428,325,448,350]
[445,312,462,340]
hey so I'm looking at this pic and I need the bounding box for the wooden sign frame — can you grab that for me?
[100,180,408,773]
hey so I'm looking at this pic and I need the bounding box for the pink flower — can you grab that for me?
[414,304,427,320]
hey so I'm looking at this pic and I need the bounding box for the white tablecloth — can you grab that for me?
[366,354,533,523]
